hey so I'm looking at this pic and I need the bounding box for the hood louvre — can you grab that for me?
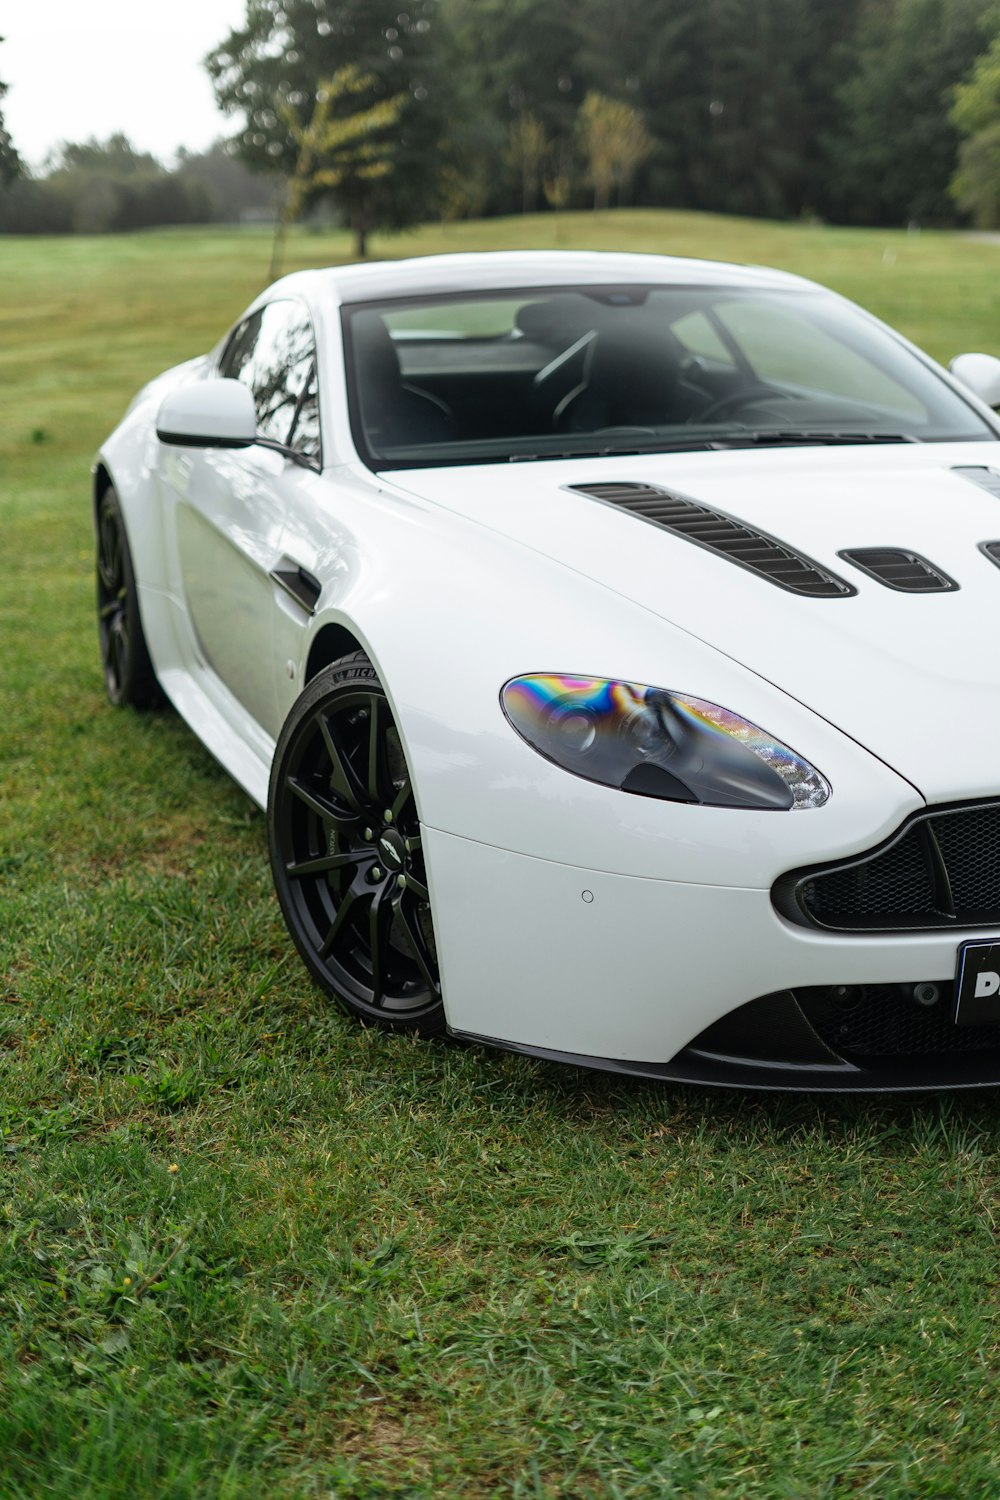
[953,466,1000,499]
[839,547,958,593]
[569,481,855,598]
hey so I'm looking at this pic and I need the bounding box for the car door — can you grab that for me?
[161,299,321,739]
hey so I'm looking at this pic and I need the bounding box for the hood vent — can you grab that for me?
[570,482,855,598]
[953,466,1000,499]
[838,547,958,593]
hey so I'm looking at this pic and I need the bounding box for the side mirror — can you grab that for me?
[949,353,1000,410]
[156,378,258,448]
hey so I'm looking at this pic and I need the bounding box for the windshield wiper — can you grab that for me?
[508,438,719,462]
[710,430,919,449]
[506,431,920,462]
[390,430,920,469]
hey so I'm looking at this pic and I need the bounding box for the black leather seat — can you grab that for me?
[352,316,454,450]
[554,324,698,432]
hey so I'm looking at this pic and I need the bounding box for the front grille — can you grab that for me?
[796,985,1000,1056]
[777,801,1000,932]
[569,482,855,597]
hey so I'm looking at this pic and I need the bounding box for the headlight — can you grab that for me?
[501,675,830,810]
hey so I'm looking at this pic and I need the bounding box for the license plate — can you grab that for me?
[954,941,1000,1026]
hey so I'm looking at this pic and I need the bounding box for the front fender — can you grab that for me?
[293,469,921,890]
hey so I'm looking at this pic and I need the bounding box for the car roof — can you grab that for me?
[268,250,816,308]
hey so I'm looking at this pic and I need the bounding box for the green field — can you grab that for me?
[4,211,1000,1498]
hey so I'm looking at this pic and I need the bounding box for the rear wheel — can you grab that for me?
[268,652,444,1035]
[96,485,160,708]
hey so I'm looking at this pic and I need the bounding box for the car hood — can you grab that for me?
[388,442,1000,802]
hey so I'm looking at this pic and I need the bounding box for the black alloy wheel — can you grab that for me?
[96,485,161,708]
[268,653,444,1034]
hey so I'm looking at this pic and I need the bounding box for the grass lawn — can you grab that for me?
[3,210,1000,1498]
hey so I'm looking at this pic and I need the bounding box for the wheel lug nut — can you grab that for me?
[383,810,393,823]
[363,827,374,841]
[371,866,382,882]
[397,874,406,889]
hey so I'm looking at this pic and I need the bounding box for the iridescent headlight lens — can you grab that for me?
[501,675,830,810]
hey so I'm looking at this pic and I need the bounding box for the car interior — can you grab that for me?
[342,284,988,466]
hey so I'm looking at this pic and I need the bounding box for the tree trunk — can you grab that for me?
[269,215,288,282]
[353,203,368,259]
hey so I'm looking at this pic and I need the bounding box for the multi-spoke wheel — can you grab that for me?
[267,652,444,1034]
[96,485,161,709]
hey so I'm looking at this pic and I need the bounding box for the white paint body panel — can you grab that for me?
[426,829,989,1061]
[94,251,1000,1070]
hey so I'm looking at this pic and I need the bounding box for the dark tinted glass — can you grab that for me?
[220,301,321,460]
[342,285,997,469]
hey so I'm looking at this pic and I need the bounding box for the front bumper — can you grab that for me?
[425,826,1000,1090]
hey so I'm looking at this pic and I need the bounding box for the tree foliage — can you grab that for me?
[507,112,550,214]
[0,135,213,234]
[828,0,994,225]
[7,1,1000,238]
[44,135,212,233]
[0,35,21,185]
[274,65,406,265]
[207,0,454,240]
[175,140,282,222]
[953,120,1000,223]
[577,92,652,209]
[950,20,1000,224]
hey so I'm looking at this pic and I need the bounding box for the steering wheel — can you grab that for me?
[690,386,793,424]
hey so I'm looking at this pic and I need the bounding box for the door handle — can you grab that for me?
[270,559,322,615]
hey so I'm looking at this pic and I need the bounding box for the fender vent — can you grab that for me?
[953,466,1000,499]
[838,547,958,593]
[569,482,855,597]
[980,541,1000,570]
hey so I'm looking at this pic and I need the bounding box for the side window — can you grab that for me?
[219,301,322,460]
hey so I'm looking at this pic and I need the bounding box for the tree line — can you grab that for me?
[5,0,1000,240]
[0,132,279,235]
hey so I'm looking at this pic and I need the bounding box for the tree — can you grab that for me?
[826,0,995,225]
[52,133,161,177]
[577,91,652,209]
[951,22,1000,224]
[43,135,211,233]
[440,0,582,214]
[206,0,454,253]
[953,121,1000,224]
[272,65,405,268]
[684,0,844,219]
[0,35,22,185]
[175,140,284,223]
[574,0,704,208]
[507,112,549,213]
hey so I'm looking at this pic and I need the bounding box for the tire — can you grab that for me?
[96,484,161,709]
[267,651,445,1035]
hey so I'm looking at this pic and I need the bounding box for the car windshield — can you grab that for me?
[341,284,997,469]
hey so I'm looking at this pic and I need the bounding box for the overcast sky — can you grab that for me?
[2,0,249,169]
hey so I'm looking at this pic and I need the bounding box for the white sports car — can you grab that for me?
[95,249,1000,1090]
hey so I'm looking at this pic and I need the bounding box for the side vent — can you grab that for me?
[838,547,958,593]
[953,467,1000,499]
[569,482,855,598]
[980,542,1000,571]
